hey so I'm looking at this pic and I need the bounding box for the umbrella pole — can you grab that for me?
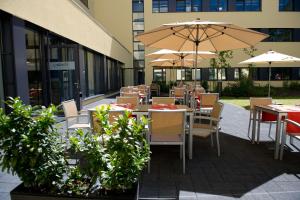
[180,55,184,83]
[268,62,271,97]
[194,25,200,87]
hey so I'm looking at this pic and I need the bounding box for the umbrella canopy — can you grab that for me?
[136,19,268,52]
[150,58,200,67]
[240,50,300,65]
[136,19,268,85]
[239,50,300,96]
[146,49,216,60]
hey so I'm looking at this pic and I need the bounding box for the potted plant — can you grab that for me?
[64,105,150,199]
[0,97,66,199]
[0,99,150,199]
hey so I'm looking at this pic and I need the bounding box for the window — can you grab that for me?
[133,13,144,31]
[26,28,43,106]
[133,30,144,41]
[193,69,201,80]
[134,51,145,60]
[153,69,166,82]
[271,68,291,80]
[153,0,169,12]
[176,0,186,12]
[209,68,226,80]
[134,60,145,68]
[85,51,95,97]
[133,42,144,51]
[234,68,249,80]
[133,0,144,12]
[234,68,240,80]
[209,0,228,11]
[235,0,260,11]
[279,0,300,11]
[192,0,202,11]
[251,28,300,42]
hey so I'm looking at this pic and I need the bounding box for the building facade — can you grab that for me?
[0,0,300,109]
[0,0,133,108]
[90,0,300,89]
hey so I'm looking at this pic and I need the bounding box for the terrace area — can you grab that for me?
[1,98,300,200]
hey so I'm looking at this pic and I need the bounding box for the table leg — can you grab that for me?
[189,113,193,159]
[251,108,257,144]
[257,109,261,143]
[274,114,282,160]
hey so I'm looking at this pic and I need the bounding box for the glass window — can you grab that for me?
[133,0,144,12]
[26,28,43,106]
[241,68,249,78]
[160,0,169,12]
[268,29,293,42]
[279,0,300,11]
[153,69,166,82]
[133,30,144,41]
[192,69,201,80]
[153,0,159,12]
[153,0,169,12]
[271,68,291,80]
[134,60,145,68]
[176,0,186,12]
[133,13,144,22]
[134,51,145,60]
[133,42,144,51]
[236,0,260,11]
[209,68,226,80]
[234,68,240,80]
[85,51,95,96]
[192,0,202,11]
[177,69,184,80]
[209,0,228,11]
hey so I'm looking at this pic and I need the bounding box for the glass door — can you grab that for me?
[48,44,80,106]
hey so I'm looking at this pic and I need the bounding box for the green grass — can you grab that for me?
[220,96,300,110]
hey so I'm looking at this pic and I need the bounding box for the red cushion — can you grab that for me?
[286,112,300,134]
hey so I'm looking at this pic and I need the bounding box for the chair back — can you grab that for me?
[250,97,272,110]
[200,93,219,107]
[194,87,206,96]
[148,109,186,141]
[210,102,224,120]
[92,110,124,133]
[174,87,185,98]
[121,92,139,98]
[116,96,139,107]
[120,87,132,93]
[62,99,78,118]
[152,97,175,105]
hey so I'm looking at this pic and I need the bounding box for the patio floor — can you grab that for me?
[0,102,300,200]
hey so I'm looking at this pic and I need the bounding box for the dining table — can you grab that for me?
[251,104,300,159]
[88,103,195,159]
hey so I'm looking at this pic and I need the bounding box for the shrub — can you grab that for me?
[289,81,300,90]
[0,97,66,191]
[66,106,150,195]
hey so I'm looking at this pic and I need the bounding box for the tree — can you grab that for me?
[243,47,258,81]
[210,50,233,92]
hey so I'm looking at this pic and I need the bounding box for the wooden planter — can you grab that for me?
[11,183,139,200]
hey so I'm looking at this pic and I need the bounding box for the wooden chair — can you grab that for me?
[150,83,160,96]
[116,96,139,107]
[61,100,90,144]
[147,109,186,174]
[172,87,186,105]
[91,110,124,133]
[280,119,300,160]
[248,97,274,141]
[191,102,224,156]
[152,97,175,105]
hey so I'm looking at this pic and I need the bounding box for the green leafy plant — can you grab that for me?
[0,97,66,191]
[67,105,150,195]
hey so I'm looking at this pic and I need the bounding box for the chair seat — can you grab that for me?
[192,123,217,138]
[68,123,91,129]
[151,133,182,142]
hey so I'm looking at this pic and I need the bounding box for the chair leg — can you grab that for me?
[180,145,183,159]
[247,113,252,139]
[210,134,214,147]
[148,159,151,173]
[182,144,185,174]
[257,116,261,144]
[216,131,220,157]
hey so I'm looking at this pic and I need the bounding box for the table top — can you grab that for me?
[88,104,193,112]
[255,104,300,113]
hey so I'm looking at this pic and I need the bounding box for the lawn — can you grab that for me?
[220,96,300,109]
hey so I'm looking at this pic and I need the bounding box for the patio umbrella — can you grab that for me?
[136,18,269,85]
[239,50,300,97]
[146,49,216,81]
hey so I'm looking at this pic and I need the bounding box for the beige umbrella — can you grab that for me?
[147,49,216,81]
[136,18,269,85]
[239,50,300,97]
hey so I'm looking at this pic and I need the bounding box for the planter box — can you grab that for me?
[11,183,139,200]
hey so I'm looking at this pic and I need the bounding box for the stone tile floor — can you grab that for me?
[1,102,300,200]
